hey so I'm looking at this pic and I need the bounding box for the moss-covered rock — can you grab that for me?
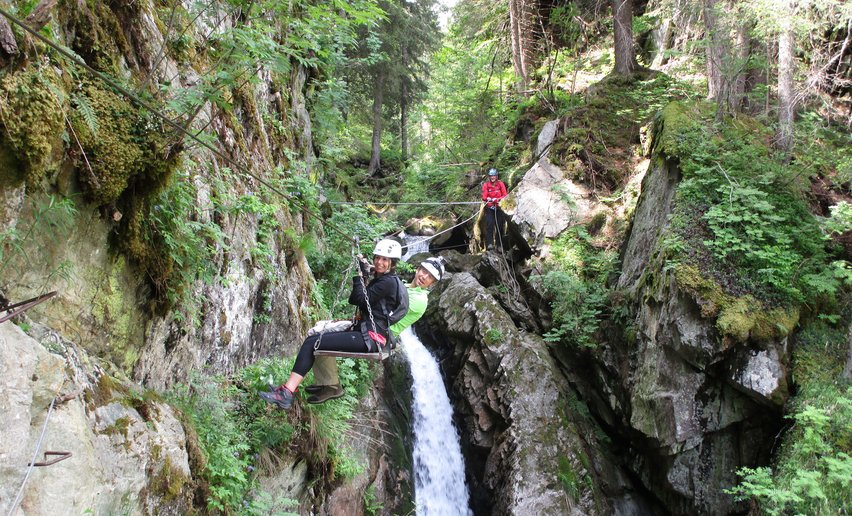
[0,65,67,187]
[59,0,133,74]
[70,80,145,205]
[675,264,800,343]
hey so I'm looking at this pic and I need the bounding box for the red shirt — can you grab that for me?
[482,179,507,208]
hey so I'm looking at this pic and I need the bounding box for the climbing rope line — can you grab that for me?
[8,382,64,516]
[405,210,480,247]
[329,201,481,206]
[313,241,359,351]
[0,7,359,245]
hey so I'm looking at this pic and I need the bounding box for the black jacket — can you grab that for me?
[348,273,402,351]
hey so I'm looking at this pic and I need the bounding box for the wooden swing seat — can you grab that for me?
[313,349,390,361]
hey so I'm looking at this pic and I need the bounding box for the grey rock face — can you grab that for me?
[594,156,789,514]
[422,273,646,515]
[617,157,680,291]
[0,323,193,516]
[503,119,601,253]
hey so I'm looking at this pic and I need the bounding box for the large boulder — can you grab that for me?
[504,119,601,252]
[585,155,790,514]
[0,322,193,515]
[421,272,649,515]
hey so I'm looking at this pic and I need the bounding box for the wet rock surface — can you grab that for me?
[421,272,649,515]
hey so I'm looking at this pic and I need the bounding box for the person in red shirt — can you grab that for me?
[481,168,507,250]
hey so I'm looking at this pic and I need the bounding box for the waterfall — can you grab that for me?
[402,232,431,261]
[400,328,472,515]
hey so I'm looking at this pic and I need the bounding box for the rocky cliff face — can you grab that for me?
[591,154,788,514]
[419,270,652,515]
[0,1,315,391]
[0,322,195,515]
[0,1,359,512]
[425,114,791,514]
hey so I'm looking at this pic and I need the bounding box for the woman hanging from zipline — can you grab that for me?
[259,239,445,410]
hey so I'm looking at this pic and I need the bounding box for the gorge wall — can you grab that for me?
[421,110,793,515]
[0,1,360,512]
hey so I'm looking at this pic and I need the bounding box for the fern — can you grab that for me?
[71,92,98,134]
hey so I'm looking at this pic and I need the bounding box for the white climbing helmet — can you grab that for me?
[373,238,402,259]
[420,257,445,281]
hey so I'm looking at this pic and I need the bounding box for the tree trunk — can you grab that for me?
[400,83,409,162]
[509,0,538,92]
[731,21,751,113]
[612,0,637,75]
[705,0,752,119]
[368,71,386,175]
[509,0,527,91]
[400,41,410,162]
[777,20,796,158]
[704,0,723,100]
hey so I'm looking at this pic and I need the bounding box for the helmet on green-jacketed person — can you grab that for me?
[488,168,498,176]
[373,239,403,259]
[420,256,445,282]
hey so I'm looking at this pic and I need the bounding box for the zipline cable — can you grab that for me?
[329,201,481,206]
[0,7,360,244]
[405,209,480,246]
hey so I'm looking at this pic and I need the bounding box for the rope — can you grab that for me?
[8,390,61,516]
[313,242,359,351]
[0,7,359,245]
[405,210,480,246]
[329,201,480,206]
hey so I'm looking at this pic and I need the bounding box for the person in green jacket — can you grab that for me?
[307,256,446,404]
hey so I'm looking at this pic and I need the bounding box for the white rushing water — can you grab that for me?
[400,328,472,516]
[402,232,431,261]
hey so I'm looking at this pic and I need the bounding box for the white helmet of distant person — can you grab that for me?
[420,256,445,281]
[373,239,402,259]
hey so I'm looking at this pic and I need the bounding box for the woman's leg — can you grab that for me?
[484,207,496,247]
[262,331,369,410]
[286,331,368,390]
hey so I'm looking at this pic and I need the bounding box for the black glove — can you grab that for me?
[357,255,373,277]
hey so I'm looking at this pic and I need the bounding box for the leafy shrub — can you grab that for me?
[533,227,617,349]
[726,320,852,514]
[170,373,256,512]
[657,101,848,307]
[304,357,377,479]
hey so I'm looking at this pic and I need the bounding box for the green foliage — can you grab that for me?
[170,373,257,512]
[121,164,226,318]
[239,355,377,482]
[727,387,852,515]
[822,202,852,236]
[364,485,383,515]
[244,490,299,516]
[558,456,580,499]
[537,73,698,191]
[656,101,847,307]
[407,15,515,188]
[236,359,298,451]
[533,227,616,350]
[483,327,503,345]
[0,195,78,286]
[306,357,376,479]
[170,358,318,513]
[727,317,851,514]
